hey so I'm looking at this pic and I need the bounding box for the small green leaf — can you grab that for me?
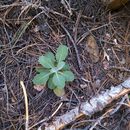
[48,77,56,89]
[57,61,65,70]
[33,71,50,85]
[56,45,68,62]
[62,63,70,70]
[53,73,65,88]
[36,67,46,73]
[53,88,65,97]
[45,52,55,62]
[61,71,74,81]
[38,56,54,68]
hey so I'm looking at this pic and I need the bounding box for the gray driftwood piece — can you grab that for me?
[45,78,130,130]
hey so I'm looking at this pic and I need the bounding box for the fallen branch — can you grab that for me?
[45,78,130,130]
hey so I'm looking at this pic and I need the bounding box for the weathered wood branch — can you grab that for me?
[45,78,130,130]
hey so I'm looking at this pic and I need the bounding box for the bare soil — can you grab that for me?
[0,0,130,130]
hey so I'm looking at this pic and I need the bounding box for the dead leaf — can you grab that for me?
[101,0,128,10]
[86,35,99,63]
[34,85,45,91]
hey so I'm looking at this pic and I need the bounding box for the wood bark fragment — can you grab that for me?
[45,78,130,130]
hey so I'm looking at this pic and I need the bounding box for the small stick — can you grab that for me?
[89,109,113,130]
[90,95,127,130]
[110,94,127,115]
[77,23,109,45]
[20,81,29,130]
[73,10,82,42]
[29,102,63,129]
[0,68,9,113]
[109,66,130,72]
[60,24,83,71]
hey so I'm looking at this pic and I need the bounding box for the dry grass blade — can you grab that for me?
[11,9,47,48]
[61,0,72,15]
[11,21,29,47]
[20,81,29,130]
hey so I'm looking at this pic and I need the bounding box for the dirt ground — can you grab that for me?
[0,0,130,130]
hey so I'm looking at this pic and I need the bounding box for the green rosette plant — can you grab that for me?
[33,45,74,97]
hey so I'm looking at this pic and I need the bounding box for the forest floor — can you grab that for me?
[0,0,130,130]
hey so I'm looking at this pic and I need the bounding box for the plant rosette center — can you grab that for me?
[50,61,65,73]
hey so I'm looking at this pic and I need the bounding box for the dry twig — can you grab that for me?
[60,24,83,71]
[29,102,63,129]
